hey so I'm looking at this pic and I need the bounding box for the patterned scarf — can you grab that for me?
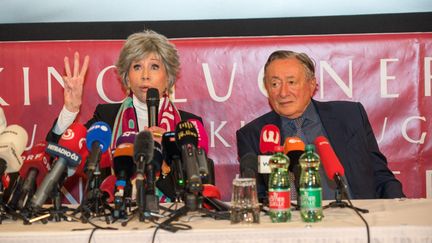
[111,93,182,149]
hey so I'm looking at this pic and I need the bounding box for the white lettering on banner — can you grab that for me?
[0,67,10,106]
[97,65,124,103]
[377,117,388,144]
[203,63,236,102]
[210,121,230,147]
[26,124,37,151]
[257,67,268,97]
[319,61,353,98]
[425,57,432,96]
[401,116,427,144]
[380,59,399,98]
[23,67,30,105]
[171,85,187,103]
[47,67,64,105]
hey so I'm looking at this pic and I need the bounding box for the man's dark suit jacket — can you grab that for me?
[46,103,204,200]
[236,99,405,200]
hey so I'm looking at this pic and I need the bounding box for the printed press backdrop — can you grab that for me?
[1,32,431,201]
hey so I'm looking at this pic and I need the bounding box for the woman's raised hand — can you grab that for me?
[63,52,90,112]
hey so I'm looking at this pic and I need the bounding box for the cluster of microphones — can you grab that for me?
[0,89,222,225]
[240,124,348,206]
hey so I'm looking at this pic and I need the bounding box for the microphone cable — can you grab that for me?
[151,202,192,243]
[345,196,370,243]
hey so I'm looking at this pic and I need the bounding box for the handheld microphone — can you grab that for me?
[175,121,202,194]
[85,122,112,175]
[0,124,29,174]
[31,138,83,210]
[259,124,280,155]
[314,136,346,189]
[146,88,160,127]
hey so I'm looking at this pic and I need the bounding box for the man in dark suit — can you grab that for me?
[236,50,404,202]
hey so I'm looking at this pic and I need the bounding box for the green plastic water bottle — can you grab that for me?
[268,146,291,223]
[299,144,324,222]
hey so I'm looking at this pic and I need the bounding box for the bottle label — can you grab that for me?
[299,188,322,209]
[268,189,290,210]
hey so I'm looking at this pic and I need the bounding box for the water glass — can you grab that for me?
[230,178,260,224]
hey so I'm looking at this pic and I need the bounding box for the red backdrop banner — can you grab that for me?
[1,33,431,200]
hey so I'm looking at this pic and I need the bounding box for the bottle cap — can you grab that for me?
[305,144,315,152]
[273,145,284,153]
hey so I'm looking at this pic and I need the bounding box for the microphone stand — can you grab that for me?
[111,174,132,223]
[47,175,71,222]
[323,174,369,213]
[23,173,69,225]
[74,163,112,223]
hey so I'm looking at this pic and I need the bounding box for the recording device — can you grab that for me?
[175,121,202,194]
[283,136,305,205]
[99,174,116,203]
[0,125,28,208]
[0,124,29,175]
[240,153,258,179]
[314,136,347,189]
[188,119,210,182]
[85,121,112,175]
[133,130,156,219]
[30,137,83,210]
[259,124,280,154]
[162,131,185,198]
[188,118,209,154]
[202,184,230,212]
[314,136,369,214]
[112,142,134,217]
[146,88,160,127]
[13,142,52,209]
[258,124,280,174]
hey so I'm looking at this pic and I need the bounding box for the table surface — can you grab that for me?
[1,199,431,243]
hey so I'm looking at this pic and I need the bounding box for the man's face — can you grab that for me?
[264,58,316,119]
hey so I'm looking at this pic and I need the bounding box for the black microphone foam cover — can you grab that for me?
[175,121,199,148]
[134,131,154,165]
[240,153,258,178]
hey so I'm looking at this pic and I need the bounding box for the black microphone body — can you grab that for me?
[134,131,158,218]
[17,168,38,209]
[287,150,303,200]
[181,144,202,193]
[85,141,102,175]
[240,153,258,179]
[0,158,6,176]
[196,148,209,180]
[146,88,160,127]
[31,158,68,209]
